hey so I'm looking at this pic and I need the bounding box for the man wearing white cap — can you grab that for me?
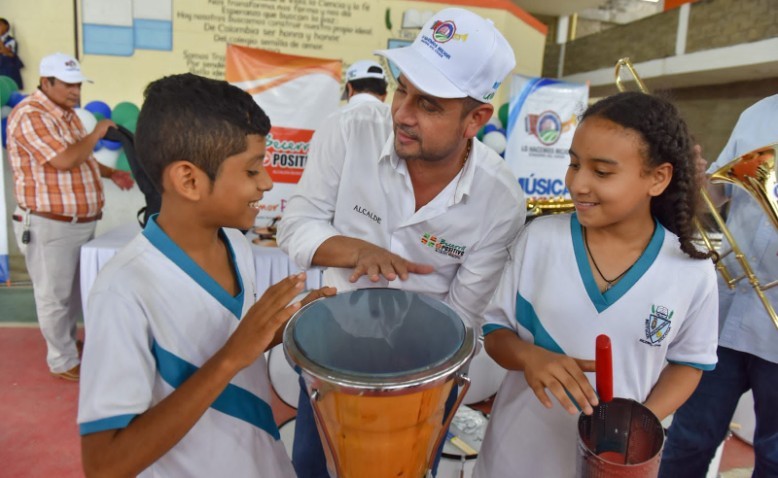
[341,59,388,103]
[278,7,525,477]
[7,52,133,382]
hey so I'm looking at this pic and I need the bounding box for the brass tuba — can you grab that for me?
[615,57,778,329]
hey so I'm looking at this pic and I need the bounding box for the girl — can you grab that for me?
[474,92,719,478]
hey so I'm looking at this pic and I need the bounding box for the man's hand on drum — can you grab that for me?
[523,346,598,416]
[350,242,434,283]
[222,273,336,370]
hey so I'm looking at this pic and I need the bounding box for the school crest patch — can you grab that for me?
[640,305,673,347]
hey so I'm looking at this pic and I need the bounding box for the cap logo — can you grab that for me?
[64,60,77,69]
[431,20,467,43]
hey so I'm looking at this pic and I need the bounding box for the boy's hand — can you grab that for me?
[350,243,434,283]
[299,286,338,307]
[523,346,598,415]
[223,273,308,370]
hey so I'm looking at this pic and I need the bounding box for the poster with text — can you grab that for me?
[225,44,341,224]
[504,75,588,199]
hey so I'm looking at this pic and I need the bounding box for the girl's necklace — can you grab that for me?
[583,227,637,291]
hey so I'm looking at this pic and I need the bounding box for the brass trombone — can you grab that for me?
[614,57,778,329]
[696,145,778,329]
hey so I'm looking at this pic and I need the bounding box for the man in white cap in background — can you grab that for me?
[7,52,133,381]
[341,59,389,104]
[278,7,526,477]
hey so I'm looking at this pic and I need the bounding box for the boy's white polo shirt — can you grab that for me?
[278,132,525,328]
[474,213,719,478]
[78,218,295,478]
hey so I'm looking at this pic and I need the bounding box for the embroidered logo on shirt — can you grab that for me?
[420,233,466,259]
[640,305,673,347]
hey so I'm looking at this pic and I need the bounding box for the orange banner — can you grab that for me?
[264,126,314,184]
[224,44,342,218]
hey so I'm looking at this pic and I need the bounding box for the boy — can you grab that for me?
[77,73,334,477]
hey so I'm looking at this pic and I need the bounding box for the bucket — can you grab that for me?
[576,398,664,478]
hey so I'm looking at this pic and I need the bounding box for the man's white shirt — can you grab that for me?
[278,104,526,328]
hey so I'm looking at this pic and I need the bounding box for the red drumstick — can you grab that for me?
[595,334,613,403]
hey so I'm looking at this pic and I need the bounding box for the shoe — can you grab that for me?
[51,364,80,382]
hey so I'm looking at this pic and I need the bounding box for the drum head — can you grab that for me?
[268,344,300,409]
[462,338,506,405]
[285,289,474,391]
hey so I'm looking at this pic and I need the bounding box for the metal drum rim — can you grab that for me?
[282,291,477,395]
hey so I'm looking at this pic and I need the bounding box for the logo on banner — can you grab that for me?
[264,127,313,184]
[526,110,562,146]
[640,305,673,347]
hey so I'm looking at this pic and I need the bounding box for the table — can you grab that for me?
[79,222,322,315]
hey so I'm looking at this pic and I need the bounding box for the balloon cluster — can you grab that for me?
[77,100,140,172]
[0,75,26,148]
[477,102,509,157]
[1,75,138,175]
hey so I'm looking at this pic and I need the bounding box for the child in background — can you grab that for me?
[77,73,335,477]
[474,92,719,478]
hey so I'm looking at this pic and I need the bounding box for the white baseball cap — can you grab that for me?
[39,53,92,84]
[346,60,387,82]
[375,8,515,102]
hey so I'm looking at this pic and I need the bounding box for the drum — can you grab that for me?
[577,398,664,478]
[284,288,476,478]
[461,337,506,405]
[268,344,300,408]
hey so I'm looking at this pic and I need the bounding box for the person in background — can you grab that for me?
[278,7,526,477]
[661,94,778,478]
[7,52,134,381]
[341,59,388,104]
[0,17,24,89]
[476,92,719,478]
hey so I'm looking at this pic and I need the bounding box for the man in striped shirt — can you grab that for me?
[7,52,133,381]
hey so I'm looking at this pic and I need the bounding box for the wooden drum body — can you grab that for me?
[284,289,476,478]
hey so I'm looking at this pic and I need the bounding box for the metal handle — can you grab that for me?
[310,389,344,478]
[426,373,472,475]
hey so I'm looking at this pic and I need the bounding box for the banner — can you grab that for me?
[504,75,588,199]
[225,44,341,223]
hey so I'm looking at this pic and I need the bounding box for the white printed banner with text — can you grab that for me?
[505,75,588,199]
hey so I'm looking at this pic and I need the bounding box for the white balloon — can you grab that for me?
[93,147,120,169]
[1,105,11,118]
[486,115,502,129]
[74,107,97,134]
[482,130,507,155]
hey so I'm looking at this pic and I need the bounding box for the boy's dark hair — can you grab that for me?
[348,77,387,97]
[581,91,711,260]
[136,73,271,192]
[0,18,9,29]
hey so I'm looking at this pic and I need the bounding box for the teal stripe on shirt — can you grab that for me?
[152,341,280,440]
[143,215,245,319]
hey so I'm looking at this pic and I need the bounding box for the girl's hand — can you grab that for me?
[523,346,598,415]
